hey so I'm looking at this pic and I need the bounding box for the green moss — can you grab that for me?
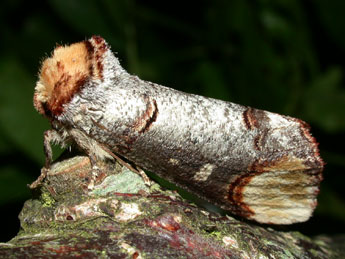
[148,183,163,193]
[40,191,55,207]
[208,231,222,239]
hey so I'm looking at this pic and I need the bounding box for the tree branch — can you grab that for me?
[0,156,343,258]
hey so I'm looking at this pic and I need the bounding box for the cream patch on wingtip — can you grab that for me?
[193,163,215,181]
[250,155,308,172]
[242,169,318,224]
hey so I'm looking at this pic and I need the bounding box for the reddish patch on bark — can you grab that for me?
[144,215,232,257]
[112,192,139,197]
[47,244,86,254]
[144,215,181,232]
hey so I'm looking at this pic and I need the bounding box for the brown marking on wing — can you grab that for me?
[243,108,257,130]
[253,135,262,151]
[83,40,95,78]
[242,108,269,130]
[291,117,325,168]
[133,96,159,134]
[253,128,269,151]
[91,35,108,80]
[227,172,257,218]
[248,156,309,173]
[114,96,159,154]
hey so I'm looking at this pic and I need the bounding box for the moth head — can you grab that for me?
[34,36,109,118]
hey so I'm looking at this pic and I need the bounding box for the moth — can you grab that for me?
[33,36,324,224]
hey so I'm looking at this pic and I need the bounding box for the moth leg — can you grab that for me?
[136,167,152,186]
[29,167,49,190]
[86,153,101,190]
[29,129,61,189]
[99,144,153,186]
[67,132,99,190]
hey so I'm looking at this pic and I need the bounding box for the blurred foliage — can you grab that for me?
[0,0,345,241]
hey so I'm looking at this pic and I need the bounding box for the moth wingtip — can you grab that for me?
[228,156,322,224]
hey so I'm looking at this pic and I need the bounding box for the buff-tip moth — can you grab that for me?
[32,36,324,224]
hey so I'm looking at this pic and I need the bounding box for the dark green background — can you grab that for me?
[1,0,344,242]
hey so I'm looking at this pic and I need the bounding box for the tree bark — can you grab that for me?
[0,155,343,258]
